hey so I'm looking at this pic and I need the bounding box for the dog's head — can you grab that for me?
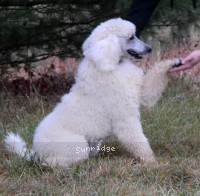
[82,18,152,72]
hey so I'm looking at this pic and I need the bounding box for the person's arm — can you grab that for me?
[169,50,200,72]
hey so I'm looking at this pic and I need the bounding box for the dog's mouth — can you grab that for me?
[127,49,142,59]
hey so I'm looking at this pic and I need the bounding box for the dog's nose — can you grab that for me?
[146,47,152,53]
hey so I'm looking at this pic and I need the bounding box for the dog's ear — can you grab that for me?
[83,35,122,72]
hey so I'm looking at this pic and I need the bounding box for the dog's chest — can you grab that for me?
[96,64,144,110]
[115,62,144,90]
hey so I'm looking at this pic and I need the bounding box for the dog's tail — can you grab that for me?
[4,132,34,160]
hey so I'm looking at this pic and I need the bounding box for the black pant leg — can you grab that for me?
[127,0,160,36]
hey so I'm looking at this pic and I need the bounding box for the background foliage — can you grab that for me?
[0,0,118,66]
[0,0,200,67]
[151,0,200,32]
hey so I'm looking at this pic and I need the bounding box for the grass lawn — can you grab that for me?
[0,83,200,195]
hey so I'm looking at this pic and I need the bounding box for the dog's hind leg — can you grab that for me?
[114,117,156,163]
[33,132,90,167]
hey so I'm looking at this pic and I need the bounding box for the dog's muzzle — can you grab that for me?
[127,47,152,59]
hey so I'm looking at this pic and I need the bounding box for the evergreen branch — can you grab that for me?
[0,0,106,7]
[0,50,79,66]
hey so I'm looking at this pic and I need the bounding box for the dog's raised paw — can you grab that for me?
[172,58,182,68]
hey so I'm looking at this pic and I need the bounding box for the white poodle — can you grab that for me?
[4,18,181,167]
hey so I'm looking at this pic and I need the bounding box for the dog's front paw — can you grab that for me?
[171,58,182,68]
[154,58,182,74]
[137,155,157,164]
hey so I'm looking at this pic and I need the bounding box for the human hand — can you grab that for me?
[168,50,200,72]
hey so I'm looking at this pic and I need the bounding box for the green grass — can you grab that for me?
[0,84,200,195]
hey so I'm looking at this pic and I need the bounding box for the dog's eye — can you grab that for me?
[129,35,135,40]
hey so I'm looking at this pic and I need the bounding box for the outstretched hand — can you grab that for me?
[168,50,200,72]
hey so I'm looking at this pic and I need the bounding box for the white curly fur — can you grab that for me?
[4,18,180,167]
[4,132,27,155]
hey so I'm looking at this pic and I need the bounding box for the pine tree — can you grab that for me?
[0,0,120,67]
